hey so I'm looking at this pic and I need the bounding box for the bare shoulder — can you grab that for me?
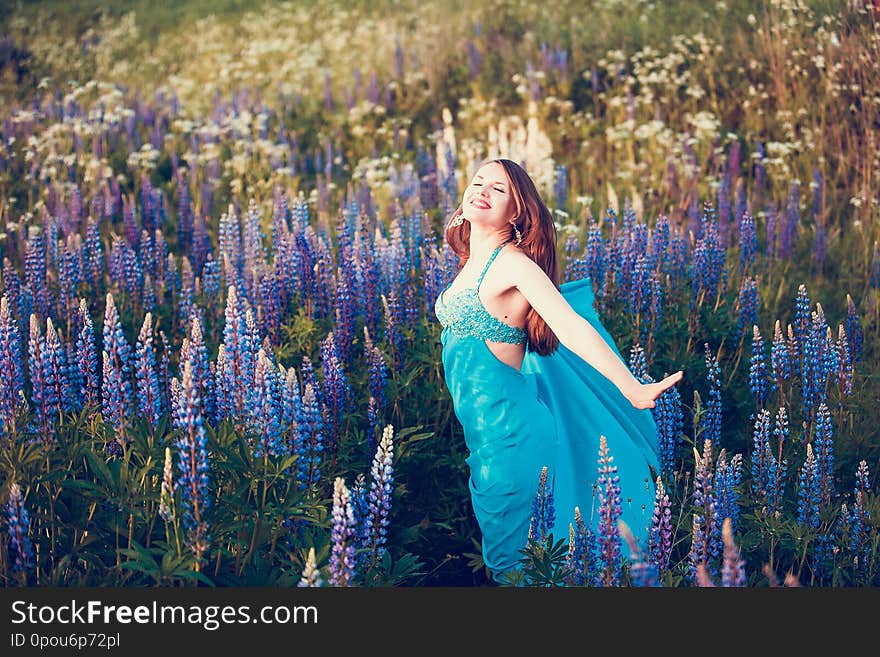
[496,246,548,281]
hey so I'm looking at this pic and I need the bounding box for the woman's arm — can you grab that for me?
[506,252,683,408]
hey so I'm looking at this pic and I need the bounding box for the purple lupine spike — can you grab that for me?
[648,477,673,574]
[176,359,210,568]
[720,518,747,587]
[780,181,800,260]
[691,439,721,580]
[793,284,811,354]
[186,314,215,423]
[528,465,556,546]
[689,515,708,585]
[813,401,835,505]
[320,331,352,458]
[159,446,175,523]
[250,349,283,458]
[221,286,254,422]
[382,292,404,368]
[364,424,395,564]
[595,436,622,587]
[84,218,104,293]
[767,408,789,515]
[135,313,162,429]
[845,294,863,364]
[5,483,34,575]
[0,295,24,431]
[797,443,821,530]
[329,477,357,586]
[75,299,99,408]
[749,325,768,409]
[566,506,595,586]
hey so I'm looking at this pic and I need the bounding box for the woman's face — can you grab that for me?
[459,161,516,230]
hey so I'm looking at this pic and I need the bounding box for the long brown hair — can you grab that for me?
[444,158,560,356]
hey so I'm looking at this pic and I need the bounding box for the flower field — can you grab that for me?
[0,0,878,587]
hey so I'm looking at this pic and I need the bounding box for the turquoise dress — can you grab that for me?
[434,239,659,582]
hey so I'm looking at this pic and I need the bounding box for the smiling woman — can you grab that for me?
[434,158,683,582]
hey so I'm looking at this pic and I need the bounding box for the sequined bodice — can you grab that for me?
[434,239,528,345]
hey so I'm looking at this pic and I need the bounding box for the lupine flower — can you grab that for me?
[595,436,622,587]
[813,401,835,505]
[159,446,175,522]
[364,424,394,564]
[585,221,606,295]
[766,408,789,515]
[250,349,283,458]
[0,295,24,431]
[797,443,821,531]
[75,299,99,408]
[793,284,811,355]
[528,465,556,546]
[648,477,673,574]
[329,477,357,586]
[28,314,56,441]
[652,377,683,478]
[691,439,721,579]
[627,343,651,383]
[135,313,162,429]
[735,277,759,341]
[714,451,743,533]
[382,292,404,367]
[295,383,324,492]
[749,325,768,409]
[43,318,69,416]
[176,359,210,568]
[320,331,352,457]
[298,547,323,587]
[102,293,133,439]
[720,518,747,587]
[5,483,34,574]
[363,326,388,411]
[565,506,595,586]
[738,213,756,274]
[702,344,722,445]
[770,319,790,391]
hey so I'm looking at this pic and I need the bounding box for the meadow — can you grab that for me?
[0,0,878,587]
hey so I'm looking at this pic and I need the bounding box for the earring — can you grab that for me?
[450,211,464,228]
[510,220,523,245]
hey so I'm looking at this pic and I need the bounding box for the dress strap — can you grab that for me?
[476,238,513,287]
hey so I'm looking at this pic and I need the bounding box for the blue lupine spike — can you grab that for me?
[329,477,357,587]
[714,452,743,533]
[44,317,68,420]
[735,277,759,341]
[364,424,395,564]
[566,506,595,586]
[320,331,352,458]
[28,314,54,441]
[649,477,673,574]
[585,220,607,296]
[295,382,324,492]
[595,436,622,587]
[349,473,370,554]
[702,344,722,445]
[720,518,747,587]
[251,349,284,458]
[793,284,811,355]
[363,327,388,411]
[0,295,24,431]
[176,359,210,566]
[528,465,556,546]
[5,483,34,574]
[186,314,215,423]
[770,319,790,390]
[749,325,768,409]
[813,402,835,505]
[796,443,821,531]
[652,375,682,478]
[766,408,789,515]
[135,312,162,429]
[627,343,651,384]
[102,293,133,441]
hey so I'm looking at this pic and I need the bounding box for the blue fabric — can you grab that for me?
[435,239,528,345]
[436,274,659,582]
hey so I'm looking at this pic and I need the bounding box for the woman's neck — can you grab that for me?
[467,231,510,263]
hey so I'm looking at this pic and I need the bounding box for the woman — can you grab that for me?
[434,158,683,582]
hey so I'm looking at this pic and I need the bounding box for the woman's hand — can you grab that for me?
[625,371,684,410]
